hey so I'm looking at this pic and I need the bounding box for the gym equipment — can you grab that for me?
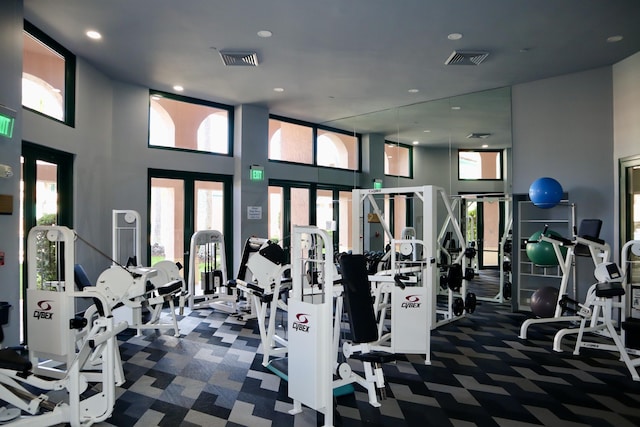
[519,220,610,340]
[111,210,185,337]
[187,230,237,313]
[530,286,560,318]
[551,240,640,382]
[352,186,469,340]
[528,177,563,209]
[231,237,292,366]
[525,229,568,267]
[0,225,153,426]
[462,239,477,281]
[287,226,395,426]
[503,281,512,299]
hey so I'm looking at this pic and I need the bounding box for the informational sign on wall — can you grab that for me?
[247,206,262,220]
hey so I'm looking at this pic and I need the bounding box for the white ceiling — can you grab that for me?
[23,0,640,148]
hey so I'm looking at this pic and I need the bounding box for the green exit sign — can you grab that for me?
[0,105,16,139]
[250,165,264,181]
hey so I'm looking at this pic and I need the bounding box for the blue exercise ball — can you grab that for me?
[529,177,563,209]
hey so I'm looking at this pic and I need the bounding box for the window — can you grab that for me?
[149,91,233,155]
[269,116,360,171]
[317,129,358,170]
[22,21,75,126]
[268,119,313,164]
[458,150,503,180]
[384,143,412,177]
[268,181,354,257]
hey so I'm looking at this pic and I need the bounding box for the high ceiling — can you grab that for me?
[23,0,640,147]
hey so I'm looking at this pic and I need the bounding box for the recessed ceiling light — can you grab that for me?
[86,30,102,40]
[408,88,419,93]
[481,144,489,148]
[423,129,431,133]
[447,33,463,41]
[257,30,273,38]
[412,141,419,145]
[607,35,623,43]
[173,85,184,92]
[273,87,284,92]
[451,106,461,110]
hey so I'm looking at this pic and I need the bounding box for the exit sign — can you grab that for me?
[0,105,16,139]
[249,165,264,181]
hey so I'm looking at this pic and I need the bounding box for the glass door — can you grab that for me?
[465,195,505,269]
[149,170,232,284]
[269,181,355,259]
[478,199,501,268]
[620,156,640,286]
[21,142,73,340]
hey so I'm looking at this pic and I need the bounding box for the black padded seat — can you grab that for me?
[595,282,625,298]
[155,279,183,296]
[350,351,397,364]
[0,348,31,372]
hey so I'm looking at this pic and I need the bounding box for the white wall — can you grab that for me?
[512,67,615,241]
[23,58,115,276]
[613,51,640,160]
[0,0,23,346]
[512,66,615,301]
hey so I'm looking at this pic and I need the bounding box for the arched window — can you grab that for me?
[197,112,229,154]
[148,91,232,155]
[269,129,282,159]
[22,74,64,121]
[317,133,347,168]
[268,117,359,170]
[23,22,75,126]
[149,100,175,147]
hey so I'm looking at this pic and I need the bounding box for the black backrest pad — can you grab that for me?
[575,219,603,256]
[339,254,378,343]
[74,264,93,289]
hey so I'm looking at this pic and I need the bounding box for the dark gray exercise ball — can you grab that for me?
[530,286,559,318]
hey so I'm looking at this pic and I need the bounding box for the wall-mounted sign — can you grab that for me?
[250,164,264,181]
[0,105,16,139]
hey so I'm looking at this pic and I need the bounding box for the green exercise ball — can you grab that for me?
[525,229,567,267]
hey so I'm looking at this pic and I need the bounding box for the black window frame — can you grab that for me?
[268,115,362,172]
[383,141,414,178]
[457,149,504,181]
[148,90,234,157]
[23,20,76,127]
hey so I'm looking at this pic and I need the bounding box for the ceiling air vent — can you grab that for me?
[219,51,259,66]
[466,133,491,139]
[445,50,489,65]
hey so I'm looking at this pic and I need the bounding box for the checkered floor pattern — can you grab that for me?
[90,291,640,427]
